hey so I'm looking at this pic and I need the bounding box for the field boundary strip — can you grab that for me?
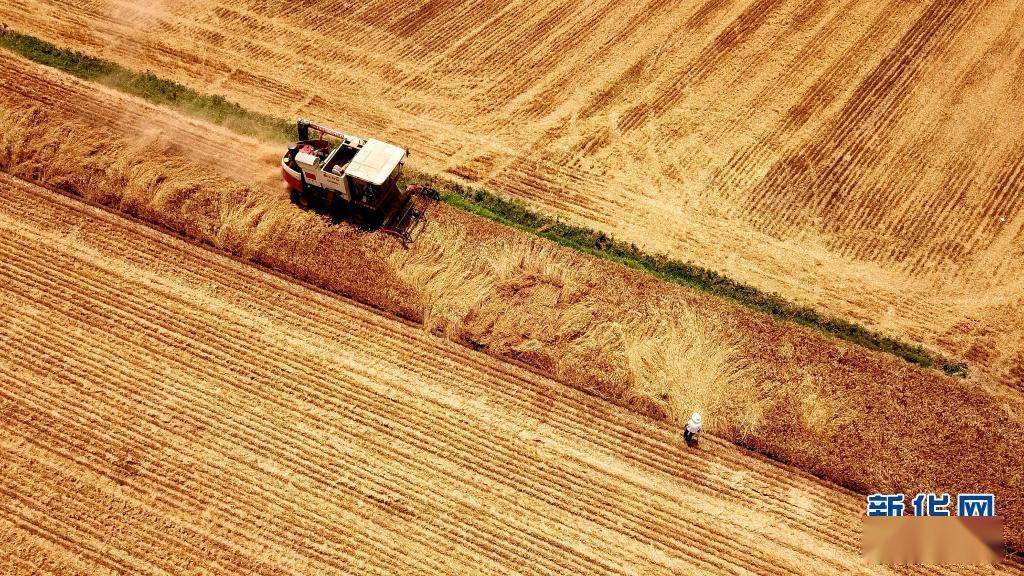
[0,24,967,378]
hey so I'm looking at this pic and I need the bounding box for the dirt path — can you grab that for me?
[4,174,1018,574]
[2,0,1022,386]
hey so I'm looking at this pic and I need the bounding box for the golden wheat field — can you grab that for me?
[6,173,1003,575]
[2,53,1024,565]
[2,2,1024,571]
[2,0,1021,387]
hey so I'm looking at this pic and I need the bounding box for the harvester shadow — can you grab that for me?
[288,190,384,232]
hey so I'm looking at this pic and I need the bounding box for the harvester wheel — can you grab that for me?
[295,177,310,208]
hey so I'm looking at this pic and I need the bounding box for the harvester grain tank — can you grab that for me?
[281,119,435,244]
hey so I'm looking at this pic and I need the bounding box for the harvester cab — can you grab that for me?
[281,119,435,245]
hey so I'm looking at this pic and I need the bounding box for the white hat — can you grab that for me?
[690,412,702,425]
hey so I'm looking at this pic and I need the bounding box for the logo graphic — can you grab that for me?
[866,493,905,517]
[957,494,995,517]
[911,493,950,516]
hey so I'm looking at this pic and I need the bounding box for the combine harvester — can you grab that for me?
[282,119,436,244]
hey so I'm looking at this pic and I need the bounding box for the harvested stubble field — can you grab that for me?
[5,174,1005,575]
[2,0,1021,388]
[2,54,1024,558]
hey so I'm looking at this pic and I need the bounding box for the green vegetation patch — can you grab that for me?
[0,25,968,377]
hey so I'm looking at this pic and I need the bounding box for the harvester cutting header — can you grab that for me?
[281,119,435,244]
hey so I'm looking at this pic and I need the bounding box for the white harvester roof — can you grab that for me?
[345,139,406,185]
